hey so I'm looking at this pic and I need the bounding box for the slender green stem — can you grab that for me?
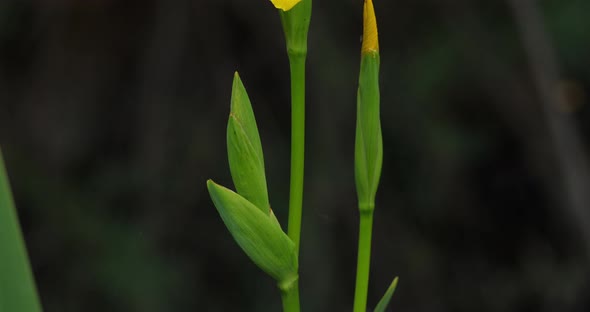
[280,278,301,312]
[287,53,306,254]
[353,209,374,312]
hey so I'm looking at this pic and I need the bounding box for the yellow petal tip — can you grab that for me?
[270,0,301,11]
[362,0,379,55]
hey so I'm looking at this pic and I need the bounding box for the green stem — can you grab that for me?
[353,209,374,312]
[287,53,306,254]
[280,278,301,312]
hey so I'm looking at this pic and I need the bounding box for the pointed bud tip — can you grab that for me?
[270,0,301,11]
[362,0,379,55]
[230,71,247,112]
[207,180,225,193]
[232,71,242,86]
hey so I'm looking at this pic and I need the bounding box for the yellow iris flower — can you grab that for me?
[362,0,379,54]
[271,0,301,11]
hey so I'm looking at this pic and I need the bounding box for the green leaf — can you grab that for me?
[227,72,271,214]
[207,180,298,284]
[0,148,43,312]
[269,209,282,230]
[355,53,382,212]
[373,277,398,312]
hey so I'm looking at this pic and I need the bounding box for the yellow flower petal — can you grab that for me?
[271,0,301,11]
[362,0,379,54]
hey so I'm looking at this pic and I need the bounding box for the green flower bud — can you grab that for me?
[355,19,382,212]
[227,72,270,214]
[207,180,298,284]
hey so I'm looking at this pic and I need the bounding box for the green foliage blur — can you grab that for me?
[0,0,589,311]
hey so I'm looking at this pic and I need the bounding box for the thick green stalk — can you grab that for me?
[280,278,301,312]
[353,209,374,312]
[287,53,306,254]
[280,2,311,311]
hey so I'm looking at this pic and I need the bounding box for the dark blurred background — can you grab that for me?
[1,0,590,311]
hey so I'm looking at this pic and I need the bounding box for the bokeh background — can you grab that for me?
[1,0,590,311]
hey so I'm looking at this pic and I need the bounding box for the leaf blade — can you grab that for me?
[0,148,43,312]
[373,277,399,312]
[207,180,297,283]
